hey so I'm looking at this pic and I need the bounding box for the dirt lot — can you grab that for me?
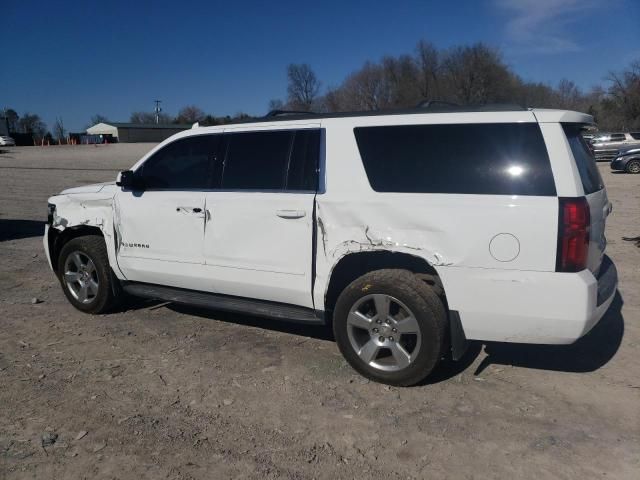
[1,144,638,479]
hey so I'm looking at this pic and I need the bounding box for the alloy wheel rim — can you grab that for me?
[346,294,422,372]
[63,251,99,304]
[629,161,640,173]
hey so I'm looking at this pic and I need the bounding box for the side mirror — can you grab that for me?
[116,170,143,190]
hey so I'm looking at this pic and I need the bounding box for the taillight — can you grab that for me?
[556,197,590,272]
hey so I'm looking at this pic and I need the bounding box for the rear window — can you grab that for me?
[562,124,604,195]
[354,123,556,196]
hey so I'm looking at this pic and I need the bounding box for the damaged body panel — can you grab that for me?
[46,183,126,280]
[312,118,560,344]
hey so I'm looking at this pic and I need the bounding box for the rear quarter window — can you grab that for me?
[354,123,556,196]
[562,124,604,195]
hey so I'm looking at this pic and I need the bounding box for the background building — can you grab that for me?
[86,122,190,143]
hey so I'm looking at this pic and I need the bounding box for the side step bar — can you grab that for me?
[122,282,325,325]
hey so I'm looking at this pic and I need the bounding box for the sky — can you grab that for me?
[1,0,638,132]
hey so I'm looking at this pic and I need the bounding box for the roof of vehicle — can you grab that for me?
[199,106,593,127]
[528,109,593,124]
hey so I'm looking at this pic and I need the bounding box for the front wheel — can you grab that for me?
[333,269,447,386]
[57,235,120,314]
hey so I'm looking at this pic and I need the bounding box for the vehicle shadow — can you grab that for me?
[166,303,335,342]
[168,302,484,384]
[121,290,623,384]
[475,290,624,375]
[0,219,45,242]
[417,341,484,386]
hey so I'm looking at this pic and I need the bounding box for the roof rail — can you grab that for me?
[218,104,532,126]
[415,101,526,112]
[264,109,317,118]
[415,100,459,110]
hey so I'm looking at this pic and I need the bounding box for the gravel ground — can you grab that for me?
[1,145,638,479]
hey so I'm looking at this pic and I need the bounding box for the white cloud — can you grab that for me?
[494,0,603,54]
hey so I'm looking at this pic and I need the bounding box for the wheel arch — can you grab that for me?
[323,250,445,317]
[48,225,104,274]
[625,156,640,173]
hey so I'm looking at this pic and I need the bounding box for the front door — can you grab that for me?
[115,134,221,289]
[203,126,321,308]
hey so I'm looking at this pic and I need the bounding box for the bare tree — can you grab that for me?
[18,113,46,138]
[512,80,556,108]
[603,60,640,130]
[415,40,441,101]
[555,79,582,110]
[89,114,109,126]
[53,117,66,143]
[441,43,515,104]
[338,62,392,111]
[381,55,422,107]
[175,105,205,124]
[268,98,285,112]
[319,87,345,112]
[286,64,321,111]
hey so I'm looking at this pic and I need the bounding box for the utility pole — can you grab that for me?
[154,100,162,124]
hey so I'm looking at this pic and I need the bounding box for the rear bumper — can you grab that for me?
[439,257,618,344]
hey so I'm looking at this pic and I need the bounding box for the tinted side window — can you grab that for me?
[562,124,604,195]
[609,134,626,141]
[140,135,219,189]
[222,131,293,190]
[287,130,320,191]
[354,123,556,196]
[630,132,640,140]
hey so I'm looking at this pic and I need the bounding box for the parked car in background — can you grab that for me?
[0,135,16,146]
[611,146,640,174]
[591,132,640,161]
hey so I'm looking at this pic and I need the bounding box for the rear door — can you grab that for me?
[202,125,321,307]
[562,124,609,274]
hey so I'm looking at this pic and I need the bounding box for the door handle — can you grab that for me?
[276,209,306,219]
[176,206,205,217]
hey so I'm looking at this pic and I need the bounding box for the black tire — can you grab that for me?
[333,269,447,386]
[625,159,640,174]
[57,235,120,314]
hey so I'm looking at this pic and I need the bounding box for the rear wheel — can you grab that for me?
[58,235,120,314]
[626,159,640,174]
[333,269,447,386]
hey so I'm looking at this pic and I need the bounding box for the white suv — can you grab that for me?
[44,106,618,386]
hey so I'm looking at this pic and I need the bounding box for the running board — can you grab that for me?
[122,282,324,325]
